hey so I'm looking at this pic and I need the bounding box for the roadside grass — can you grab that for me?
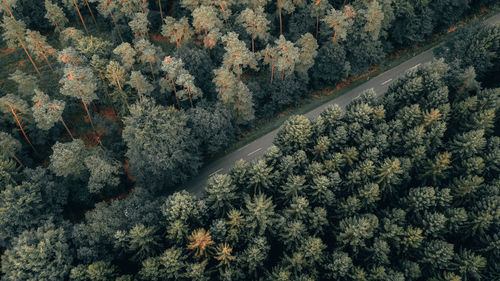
[204,5,500,166]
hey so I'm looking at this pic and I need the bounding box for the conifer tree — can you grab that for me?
[213,67,255,124]
[128,71,154,100]
[129,12,149,39]
[261,35,300,82]
[296,32,318,79]
[49,139,86,178]
[105,60,128,92]
[1,221,73,280]
[221,32,258,80]
[60,64,98,131]
[362,0,384,40]
[192,5,222,44]
[45,0,69,34]
[134,39,160,80]
[322,7,354,43]
[237,6,270,53]
[8,69,38,97]
[161,16,194,49]
[276,0,295,34]
[0,94,37,152]
[31,89,74,139]
[25,29,57,75]
[310,0,330,39]
[114,42,137,70]
[1,16,44,82]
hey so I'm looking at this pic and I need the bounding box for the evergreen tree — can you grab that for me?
[237,6,271,52]
[122,99,201,189]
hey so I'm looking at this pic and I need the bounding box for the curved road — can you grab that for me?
[184,13,500,196]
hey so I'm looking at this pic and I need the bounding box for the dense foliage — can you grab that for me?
[0,0,499,280]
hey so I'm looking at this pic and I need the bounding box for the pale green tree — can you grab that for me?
[310,0,331,39]
[161,16,193,49]
[129,12,149,39]
[113,42,137,70]
[322,7,353,43]
[213,67,255,124]
[296,32,318,79]
[45,0,69,34]
[31,89,74,139]
[49,139,86,178]
[237,6,270,52]
[363,0,384,40]
[192,5,222,43]
[221,32,258,80]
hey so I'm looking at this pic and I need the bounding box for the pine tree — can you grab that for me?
[161,16,194,49]
[25,29,57,75]
[134,39,160,80]
[0,94,37,152]
[31,89,74,139]
[322,7,354,43]
[105,60,128,92]
[192,5,223,45]
[1,16,44,82]
[276,0,295,34]
[122,99,201,189]
[1,221,73,280]
[363,0,384,40]
[129,12,150,39]
[113,42,137,70]
[49,139,86,178]
[237,6,270,52]
[221,31,258,80]
[8,69,38,97]
[310,0,330,39]
[84,153,121,193]
[127,71,154,99]
[60,64,98,130]
[213,66,255,124]
[296,32,318,79]
[45,0,69,34]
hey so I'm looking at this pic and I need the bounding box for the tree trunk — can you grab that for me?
[251,32,255,53]
[158,0,164,23]
[115,76,123,91]
[171,78,181,108]
[2,0,16,20]
[81,98,95,130]
[316,15,319,39]
[270,65,274,85]
[109,10,124,43]
[84,0,100,32]
[149,60,156,80]
[60,117,74,140]
[187,87,193,108]
[12,155,23,167]
[19,40,45,85]
[73,0,89,35]
[278,4,282,35]
[8,104,36,152]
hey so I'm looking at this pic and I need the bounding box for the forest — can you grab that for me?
[0,0,499,280]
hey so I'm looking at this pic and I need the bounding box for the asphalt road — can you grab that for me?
[184,13,500,197]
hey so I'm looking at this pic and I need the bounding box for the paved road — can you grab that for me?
[184,13,500,197]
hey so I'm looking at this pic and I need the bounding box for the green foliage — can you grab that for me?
[122,98,201,189]
[1,221,73,281]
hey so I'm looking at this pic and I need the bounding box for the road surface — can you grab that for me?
[184,13,500,196]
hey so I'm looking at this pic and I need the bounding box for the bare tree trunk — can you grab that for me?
[278,4,282,35]
[84,0,100,32]
[187,87,193,108]
[171,78,181,108]
[316,15,319,39]
[8,104,37,152]
[60,117,74,140]
[73,0,89,35]
[149,60,156,80]
[109,10,124,43]
[158,0,164,23]
[12,155,23,167]
[270,65,274,85]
